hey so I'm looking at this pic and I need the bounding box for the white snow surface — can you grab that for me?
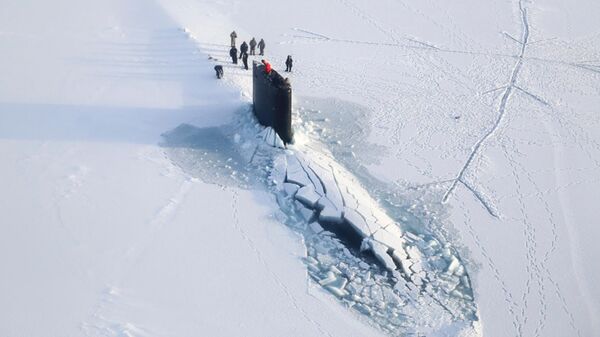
[2,0,600,336]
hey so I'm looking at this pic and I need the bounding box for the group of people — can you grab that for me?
[214,30,293,79]
[230,31,265,56]
[228,31,266,71]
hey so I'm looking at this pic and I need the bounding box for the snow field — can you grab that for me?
[2,0,599,336]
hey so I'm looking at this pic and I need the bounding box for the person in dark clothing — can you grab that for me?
[214,65,224,79]
[229,46,238,64]
[285,55,293,72]
[230,31,237,47]
[258,38,265,56]
[249,38,257,55]
[239,41,248,58]
[242,53,249,70]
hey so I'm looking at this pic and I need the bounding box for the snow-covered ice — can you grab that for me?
[2,0,599,336]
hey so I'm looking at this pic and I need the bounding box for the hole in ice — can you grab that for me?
[291,97,479,335]
[159,103,480,336]
[318,217,365,251]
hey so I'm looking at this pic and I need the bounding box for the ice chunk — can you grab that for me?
[343,207,372,238]
[286,169,312,187]
[404,231,421,243]
[308,221,324,234]
[340,187,359,209]
[309,163,344,207]
[319,207,343,224]
[410,274,423,286]
[439,274,460,292]
[357,203,377,222]
[306,256,319,266]
[383,224,403,237]
[409,260,424,274]
[390,249,413,276]
[273,133,285,148]
[426,239,440,250]
[364,239,397,272]
[285,155,313,187]
[395,278,419,299]
[307,263,320,274]
[358,201,395,229]
[326,285,349,298]
[296,203,316,222]
[302,162,325,195]
[406,281,421,295]
[318,271,337,286]
[283,182,299,197]
[451,290,464,298]
[405,245,423,261]
[267,128,276,145]
[355,204,385,233]
[259,127,285,148]
[398,260,413,277]
[329,276,348,290]
[295,186,321,208]
[324,187,344,210]
[352,213,378,236]
[317,197,343,224]
[461,276,470,288]
[455,264,465,276]
[329,265,343,275]
[274,138,284,149]
[391,248,409,262]
[372,228,406,251]
[446,256,460,275]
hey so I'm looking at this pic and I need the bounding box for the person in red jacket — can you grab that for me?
[261,59,272,74]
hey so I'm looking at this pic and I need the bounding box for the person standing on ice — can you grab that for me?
[214,65,224,79]
[239,41,248,58]
[258,38,266,56]
[249,38,257,55]
[230,30,237,47]
[285,55,293,72]
[229,46,238,64]
[242,52,249,70]
[261,59,272,74]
